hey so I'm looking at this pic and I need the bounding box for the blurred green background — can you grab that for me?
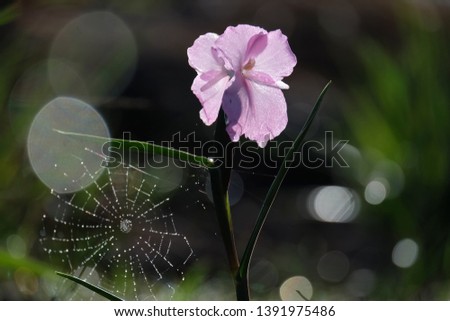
[1,0,450,300]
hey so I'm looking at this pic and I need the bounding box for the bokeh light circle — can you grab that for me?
[308,186,360,223]
[205,170,244,206]
[250,259,279,294]
[48,11,137,102]
[8,59,92,142]
[364,178,389,205]
[345,269,376,298]
[6,234,27,259]
[27,97,110,193]
[279,276,313,301]
[392,238,419,268]
[143,156,185,195]
[317,250,350,283]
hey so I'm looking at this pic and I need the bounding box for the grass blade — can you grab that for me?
[56,271,123,301]
[238,81,332,282]
[53,129,215,169]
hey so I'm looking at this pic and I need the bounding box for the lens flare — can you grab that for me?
[27,97,110,193]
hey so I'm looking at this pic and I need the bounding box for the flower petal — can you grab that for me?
[188,32,235,126]
[222,76,288,147]
[187,33,221,73]
[244,70,290,91]
[215,25,267,70]
[244,70,289,89]
[245,32,268,61]
[191,72,233,126]
[188,25,296,147]
[200,70,227,91]
[252,29,297,81]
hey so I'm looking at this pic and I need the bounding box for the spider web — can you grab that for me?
[40,150,207,300]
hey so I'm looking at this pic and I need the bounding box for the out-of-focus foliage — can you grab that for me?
[340,5,450,299]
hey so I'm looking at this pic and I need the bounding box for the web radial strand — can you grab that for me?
[40,156,196,300]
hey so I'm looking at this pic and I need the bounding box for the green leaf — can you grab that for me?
[238,81,332,282]
[56,271,123,301]
[53,129,215,168]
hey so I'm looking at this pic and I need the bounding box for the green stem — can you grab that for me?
[208,110,247,300]
[209,169,240,274]
[238,81,332,288]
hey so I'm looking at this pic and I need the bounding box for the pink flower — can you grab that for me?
[187,24,297,147]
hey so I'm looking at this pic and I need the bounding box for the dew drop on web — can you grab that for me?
[40,149,210,300]
[119,219,132,234]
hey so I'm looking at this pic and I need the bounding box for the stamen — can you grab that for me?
[243,58,255,70]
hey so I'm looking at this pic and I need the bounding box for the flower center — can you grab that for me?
[243,58,255,71]
[119,218,132,233]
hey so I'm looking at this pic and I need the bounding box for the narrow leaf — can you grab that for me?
[53,129,215,169]
[56,271,123,301]
[238,81,332,280]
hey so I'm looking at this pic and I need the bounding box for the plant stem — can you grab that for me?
[208,110,248,300]
[209,168,240,276]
